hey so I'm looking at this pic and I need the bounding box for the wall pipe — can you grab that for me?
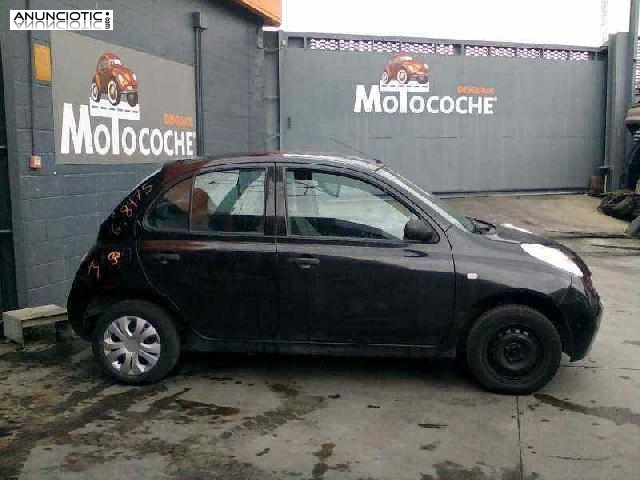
[193,12,207,155]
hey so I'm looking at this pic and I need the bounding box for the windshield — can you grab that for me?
[377,167,474,232]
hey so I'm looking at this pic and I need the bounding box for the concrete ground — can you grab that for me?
[0,194,638,480]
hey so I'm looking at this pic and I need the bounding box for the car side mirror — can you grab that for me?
[404,218,436,243]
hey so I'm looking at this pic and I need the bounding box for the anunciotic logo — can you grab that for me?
[10,10,113,30]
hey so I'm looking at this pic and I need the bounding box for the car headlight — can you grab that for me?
[118,74,125,83]
[521,243,583,277]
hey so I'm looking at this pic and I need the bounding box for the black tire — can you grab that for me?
[92,300,180,384]
[466,305,561,394]
[396,68,408,84]
[107,78,121,106]
[127,92,138,107]
[90,82,101,103]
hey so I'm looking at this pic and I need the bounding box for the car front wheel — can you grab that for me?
[127,92,138,107]
[107,78,121,106]
[466,304,562,394]
[396,69,408,84]
[92,300,180,384]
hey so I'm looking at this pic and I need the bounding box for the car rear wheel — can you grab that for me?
[396,69,408,84]
[90,82,101,102]
[92,300,180,384]
[381,71,389,84]
[107,78,121,106]
[465,304,561,394]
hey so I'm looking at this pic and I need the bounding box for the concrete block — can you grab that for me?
[3,304,67,347]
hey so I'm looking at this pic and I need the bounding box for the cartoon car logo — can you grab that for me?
[90,53,139,107]
[381,54,429,85]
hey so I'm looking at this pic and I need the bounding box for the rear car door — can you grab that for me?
[275,165,455,345]
[138,164,277,340]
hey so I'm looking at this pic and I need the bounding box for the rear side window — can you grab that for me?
[191,168,266,234]
[146,178,192,231]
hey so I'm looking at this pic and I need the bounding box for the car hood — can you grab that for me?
[484,223,556,246]
[111,65,136,81]
[405,61,427,72]
[483,223,591,276]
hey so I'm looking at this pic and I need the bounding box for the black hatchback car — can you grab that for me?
[68,153,602,394]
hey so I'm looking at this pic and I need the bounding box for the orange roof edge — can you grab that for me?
[233,0,281,26]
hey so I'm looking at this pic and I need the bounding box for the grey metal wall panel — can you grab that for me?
[279,47,606,193]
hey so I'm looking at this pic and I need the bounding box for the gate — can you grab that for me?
[276,33,606,194]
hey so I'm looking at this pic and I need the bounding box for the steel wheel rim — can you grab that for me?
[486,325,541,379]
[103,316,161,375]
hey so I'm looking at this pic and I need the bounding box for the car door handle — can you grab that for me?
[288,257,320,268]
[148,253,181,263]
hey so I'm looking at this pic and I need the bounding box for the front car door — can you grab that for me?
[138,163,277,340]
[276,164,455,346]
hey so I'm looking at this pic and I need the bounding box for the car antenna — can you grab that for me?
[328,137,384,166]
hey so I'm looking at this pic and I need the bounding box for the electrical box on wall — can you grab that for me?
[28,155,42,170]
[192,12,208,30]
[32,43,52,82]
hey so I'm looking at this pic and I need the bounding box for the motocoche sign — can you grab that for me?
[51,31,197,164]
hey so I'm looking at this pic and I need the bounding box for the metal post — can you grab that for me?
[192,12,207,156]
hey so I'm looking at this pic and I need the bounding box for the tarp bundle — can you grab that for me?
[599,190,640,221]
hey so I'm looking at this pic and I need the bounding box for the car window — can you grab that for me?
[191,168,266,234]
[377,168,474,232]
[146,178,192,231]
[285,169,416,240]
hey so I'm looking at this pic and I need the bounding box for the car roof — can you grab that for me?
[153,152,454,231]
[160,152,384,178]
[100,52,120,60]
